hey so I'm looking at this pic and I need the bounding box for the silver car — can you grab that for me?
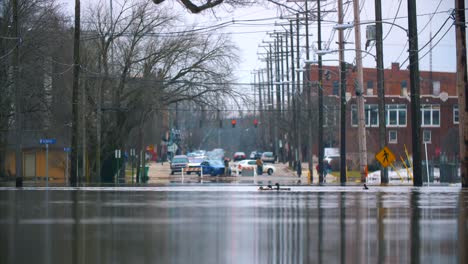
[261,152,275,163]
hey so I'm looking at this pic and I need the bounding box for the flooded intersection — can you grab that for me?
[0,186,467,264]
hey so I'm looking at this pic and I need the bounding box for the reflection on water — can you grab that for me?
[0,187,466,264]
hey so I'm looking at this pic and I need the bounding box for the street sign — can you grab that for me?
[40,138,56,145]
[168,144,177,153]
[375,146,396,168]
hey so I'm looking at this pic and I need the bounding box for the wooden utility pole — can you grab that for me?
[70,0,81,186]
[296,14,303,174]
[13,0,22,187]
[337,0,347,184]
[408,0,422,186]
[317,0,324,183]
[455,0,468,188]
[353,0,368,182]
[375,0,388,184]
[305,0,313,182]
[274,34,281,162]
[290,19,296,168]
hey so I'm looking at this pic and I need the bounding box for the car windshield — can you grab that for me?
[209,160,223,166]
[188,158,203,163]
[172,158,188,163]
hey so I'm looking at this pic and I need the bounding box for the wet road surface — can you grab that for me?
[1,186,467,264]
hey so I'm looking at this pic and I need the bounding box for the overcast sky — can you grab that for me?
[59,0,458,87]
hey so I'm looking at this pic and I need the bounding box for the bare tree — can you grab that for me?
[150,0,255,13]
[0,0,71,178]
[81,0,243,181]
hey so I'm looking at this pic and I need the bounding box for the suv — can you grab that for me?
[170,155,189,175]
[261,152,275,163]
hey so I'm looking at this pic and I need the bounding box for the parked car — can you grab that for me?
[249,151,263,159]
[200,160,226,176]
[261,152,275,163]
[170,155,189,175]
[233,152,247,161]
[232,159,276,175]
[186,157,204,175]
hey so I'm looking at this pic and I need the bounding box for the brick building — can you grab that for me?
[308,62,458,164]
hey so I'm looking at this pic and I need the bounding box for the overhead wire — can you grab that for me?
[394,0,444,63]
[399,14,452,68]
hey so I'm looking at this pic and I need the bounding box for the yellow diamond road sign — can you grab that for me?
[375,146,396,168]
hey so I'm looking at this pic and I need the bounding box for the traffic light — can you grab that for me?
[253,119,258,128]
[231,119,236,128]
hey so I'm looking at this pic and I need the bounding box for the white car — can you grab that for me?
[231,159,276,175]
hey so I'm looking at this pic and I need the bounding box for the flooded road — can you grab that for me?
[1,186,467,264]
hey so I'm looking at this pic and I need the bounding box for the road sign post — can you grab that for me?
[115,149,121,184]
[130,148,135,183]
[40,139,56,187]
[64,147,71,185]
[375,146,396,168]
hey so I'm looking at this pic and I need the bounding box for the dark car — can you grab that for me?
[200,160,225,176]
[170,155,189,175]
[233,152,247,161]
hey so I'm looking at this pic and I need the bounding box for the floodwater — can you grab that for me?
[0,186,467,264]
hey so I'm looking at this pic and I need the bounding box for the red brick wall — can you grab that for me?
[307,63,458,163]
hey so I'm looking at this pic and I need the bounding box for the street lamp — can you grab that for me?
[333,22,408,36]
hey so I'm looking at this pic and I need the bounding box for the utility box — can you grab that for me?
[366,25,376,41]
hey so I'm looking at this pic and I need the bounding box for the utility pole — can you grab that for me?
[275,34,281,162]
[70,0,81,186]
[305,0,313,182]
[353,0,368,182]
[280,35,285,162]
[268,44,274,148]
[337,0,347,184]
[13,0,22,187]
[375,0,388,184]
[258,70,264,149]
[82,71,86,183]
[407,0,422,186]
[289,20,295,168]
[280,36,285,120]
[317,0,324,183]
[455,0,468,188]
[296,13,303,175]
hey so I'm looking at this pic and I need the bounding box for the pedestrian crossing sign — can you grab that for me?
[375,146,396,168]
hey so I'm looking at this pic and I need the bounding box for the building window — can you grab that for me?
[351,105,358,126]
[332,81,339,96]
[454,104,459,124]
[423,130,431,143]
[351,104,379,127]
[386,104,407,127]
[421,104,440,127]
[389,130,397,144]
[432,80,440,96]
